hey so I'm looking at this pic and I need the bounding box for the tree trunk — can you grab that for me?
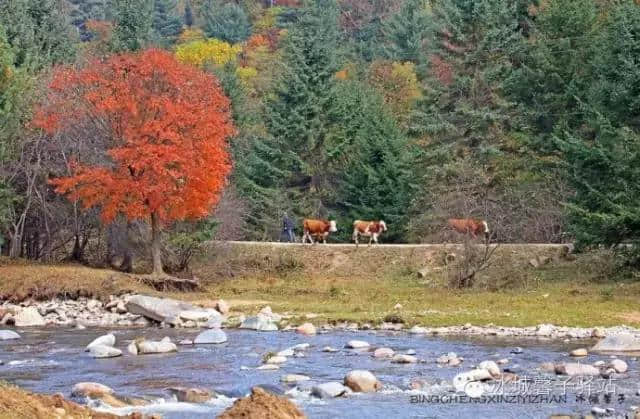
[150,212,164,276]
[70,235,83,262]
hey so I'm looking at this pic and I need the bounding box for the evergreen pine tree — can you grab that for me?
[152,0,183,45]
[264,0,342,219]
[111,0,153,51]
[202,0,251,43]
[408,0,544,240]
[330,80,415,241]
[0,0,77,70]
[184,0,194,27]
[588,2,640,129]
[554,113,640,254]
[504,0,598,145]
[382,0,431,66]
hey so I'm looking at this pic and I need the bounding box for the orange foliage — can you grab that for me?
[430,55,453,86]
[85,20,113,40]
[247,34,269,49]
[34,49,235,225]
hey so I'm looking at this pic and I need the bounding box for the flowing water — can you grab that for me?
[2,327,639,418]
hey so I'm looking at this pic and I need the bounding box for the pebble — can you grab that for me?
[392,354,417,364]
[89,345,122,359]
[346,340,370,349]
[296,323,317,336]
[373,348,394,358]
[609,359,628,373]
[570,348,588,357]
[277,348,294,357]
[281,374,310,383]
[266,356,287,364]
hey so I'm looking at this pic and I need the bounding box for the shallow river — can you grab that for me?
[2,328,639,418]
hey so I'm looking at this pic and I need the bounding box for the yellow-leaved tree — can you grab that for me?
[175,38,242,68]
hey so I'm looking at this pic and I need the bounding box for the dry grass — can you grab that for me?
[202,269,640,328]
[1,244,639,328]
[0,257,156,302]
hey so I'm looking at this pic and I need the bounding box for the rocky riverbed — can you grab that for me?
[2,295,640,418]
[2,294,639,340]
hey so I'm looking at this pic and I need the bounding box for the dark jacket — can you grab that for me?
[283,215,294,230]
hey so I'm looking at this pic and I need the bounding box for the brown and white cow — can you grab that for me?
[447,218,489,239]
[352,220,387,247]
[302,219,338,244]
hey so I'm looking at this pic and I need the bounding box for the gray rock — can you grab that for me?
[555,363,600,376]
[194,329,227,344]
[478,361,501,377]
[85,333,116,352]
[239,314,278,331]
[266,355,287,364]
[373,348,394,358]
[136,338,177,354]
[179,309,218,323]
[167,387,213,403]
[258,306,282,322]
[215,299,230,315]
[125,295,199,325]
[609,359,628,373]
[13,307,45,327]
[311,382,348,398]
[89,345,122,359]
[277,348,294,357]
[0,330,20,340]
[71,382,113,397]
[344,370,381,392]
[511,347,523,354]
[205,314,223,329]
[392,354,417,364]
[346,340,369,349]
[536,324,555,337]
[570,348,588,357]
[592,334,640,352]
[409,326,428,334]
[280,374,310,383]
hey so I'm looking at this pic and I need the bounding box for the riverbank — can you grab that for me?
[1,245,639,329]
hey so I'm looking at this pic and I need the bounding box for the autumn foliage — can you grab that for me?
[34,49,234,274]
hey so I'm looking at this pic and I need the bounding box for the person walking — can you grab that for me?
[282,212,295,242]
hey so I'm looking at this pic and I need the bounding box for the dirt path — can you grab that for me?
[216,240,572,249]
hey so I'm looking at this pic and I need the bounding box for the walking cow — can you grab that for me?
[447,218,490,240]
[352,220,387,247]
[302,219,338,244]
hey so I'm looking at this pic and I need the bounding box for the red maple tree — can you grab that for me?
[34,49,235,276]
